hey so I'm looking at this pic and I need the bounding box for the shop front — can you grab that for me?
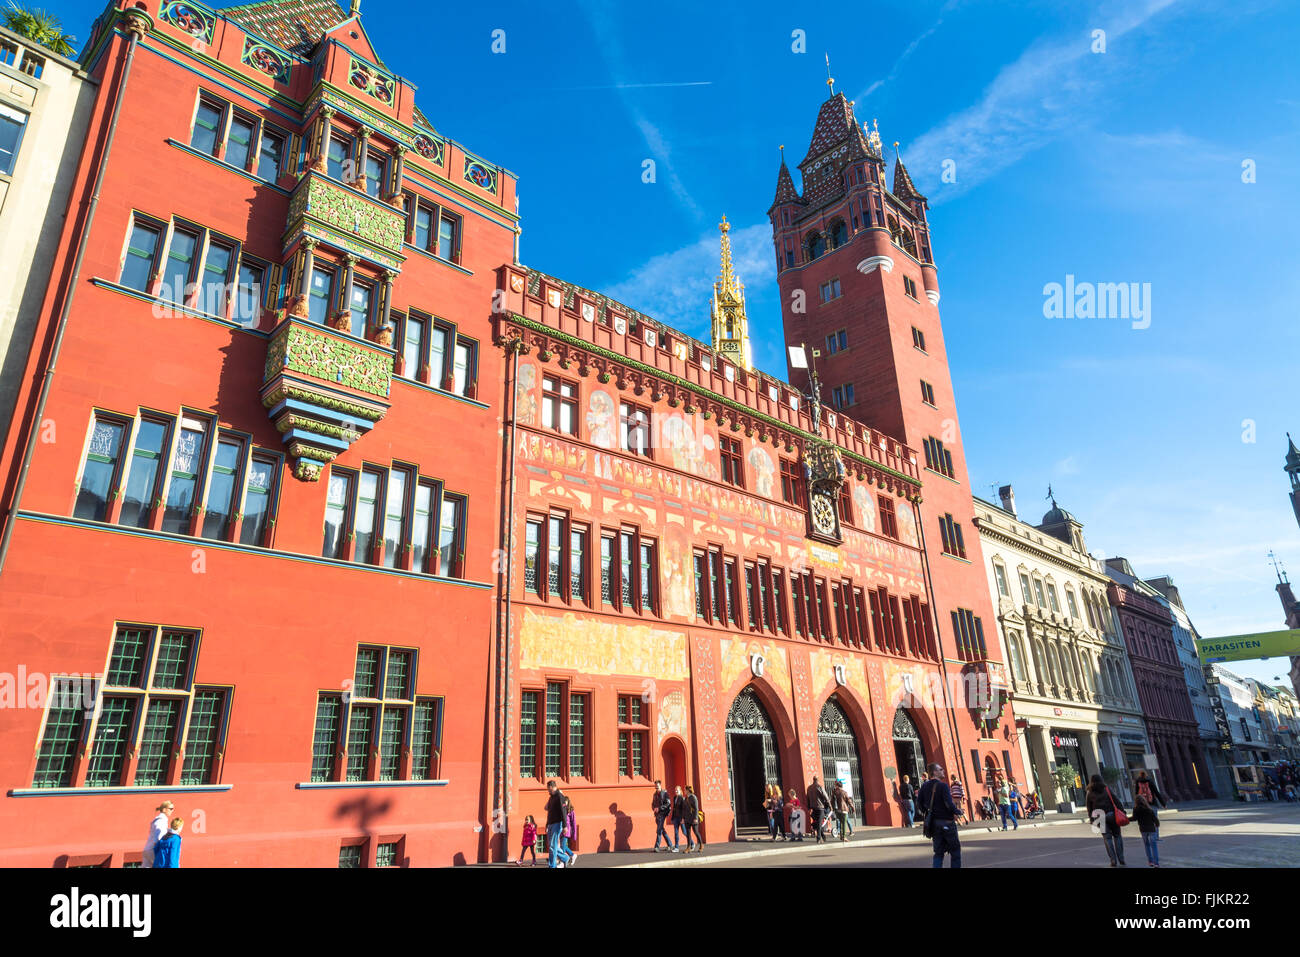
[1050,730,1088,805]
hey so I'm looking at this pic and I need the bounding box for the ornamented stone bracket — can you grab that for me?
[262,317,394,481]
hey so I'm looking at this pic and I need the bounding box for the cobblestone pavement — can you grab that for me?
[691,803,1300,868]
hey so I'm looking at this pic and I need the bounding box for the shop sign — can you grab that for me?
[1052,734,1080,748]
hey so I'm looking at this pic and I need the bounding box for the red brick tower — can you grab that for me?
[769,89,1023,793]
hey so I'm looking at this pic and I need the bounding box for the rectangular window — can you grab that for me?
[411,698,441,781]
[923,437,955,478]
[364,151,386,199]
[617,694,649,778]
[792,575,807,637]
[832,383,855,408]
[437,212,459,261]
[413,202,434,250]
[1019,572,1033,605]
[200,435,243,540]
[745,563,760,631]
[452,338,475,397]
[878,496,898,539]
[724,558,740,626]
[402,313,425,378]
[233,259,266,325]
[938,513,966,558]
[568,693,587,778]
[780,458,805,507]
[903,275,918,299]
[257,126,284,181]
[710,549,726,623]
[1033,578,1047,608]
[719,436,744,488]
[239,453,278,547]
[1066,588,1080,620]
[429,323,449,388]
[191,97,224,155]
[350,280,373,338]
[601,533,615,605]
[993,563,1010,598]
[920,380,936,406]
[381,468,409,569]
[773,569,788,635]
[819,278,842,302]
[76,416,128,522]
[437,493,465,578]
[322,469,354,559]
[161,418,209,534]
[85,696,138,787]
[32,678,92,787]
[326,133,352,182]
[120,220,162,292]
[571,526,587,602]
[544,682,563,777]
[520,691,538,778]
[694,553,709,620]
[161,226,200,306]
[345,705,376,781]
[911,326,926,352]
[354,469,381,564]
[0,103,27,175]
[620,402,652,457]
[197,239,235,316]
[542,376,578,435]
[838,482,853,525]
[225,113,255,169]
[308,266,335,326]
[180,688,228,784]
[338,844,363,868]
[1047,583,1061,613]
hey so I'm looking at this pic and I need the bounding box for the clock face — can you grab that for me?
[811,493,837,535]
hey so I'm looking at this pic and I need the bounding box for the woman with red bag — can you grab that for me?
[1085,774,1128,866]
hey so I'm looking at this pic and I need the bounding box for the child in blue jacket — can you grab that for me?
[152,817,185,868]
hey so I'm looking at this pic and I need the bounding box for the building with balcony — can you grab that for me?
[0,24,97,440]
[973,487,1148,807]
[0,0,518,867]
[1106,559,1211,799]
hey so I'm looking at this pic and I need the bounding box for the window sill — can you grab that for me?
[939,552,972,565]
[17,512,492,589]
[295,780,448,789]
[922,467,960,485]
[90,277,268,335]
[165,138,291,194]
[10,784,232,797]
[392,374,490,410]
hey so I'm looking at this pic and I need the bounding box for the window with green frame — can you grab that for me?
[33,625,230,788]
[120,219,163,292]
[519,680,586,781]
[310,646,439,784]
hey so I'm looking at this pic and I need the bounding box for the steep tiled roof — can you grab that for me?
[769,159,802,212]
[223,0,349,57]
[892,156,926,204]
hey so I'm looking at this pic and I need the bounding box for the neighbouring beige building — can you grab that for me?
[0,26,96,439]
[974,486,1149,809]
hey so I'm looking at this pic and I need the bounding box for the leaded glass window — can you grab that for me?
[354,647,381,698]
[75,418,125,521]
[547,516,563,596]
[310,694,342,782]
[152,631,194,689]
[161,421,208,534]
[378,706,404,780]
[345,705,375,781]
[385,650,412,699]
[107,628,150,687]
[639,540,654,612]
[620,531,634,606]
[180,689,225,784]
[375,841,399,867]
[520,691,538,777]
[85,696,137,787]
[570,527,586,601]
[32,678,91,788]
[569,694,586,777]
[544,682,562,777]
[338,844,362,868]
[411,700,439,781]
[601,533,615,605]
[134,698,181,786]
[525,518,541,594]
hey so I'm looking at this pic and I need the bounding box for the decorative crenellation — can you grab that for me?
[495,317,920,498]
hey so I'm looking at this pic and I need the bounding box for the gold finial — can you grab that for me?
[711,214,752,371]
[825,53,834,94]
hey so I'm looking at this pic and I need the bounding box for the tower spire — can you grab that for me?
[711,215,753,371]
[825,53,834,95]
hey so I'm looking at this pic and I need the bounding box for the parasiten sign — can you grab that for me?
[1194,628,1300,663]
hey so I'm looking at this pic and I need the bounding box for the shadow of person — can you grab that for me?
[610,802,633,851]
[598,829,611,853]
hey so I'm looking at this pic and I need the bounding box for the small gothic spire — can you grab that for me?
[825,53,834,95]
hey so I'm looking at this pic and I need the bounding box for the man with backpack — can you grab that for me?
[651,779,673,851]
[831,779,854,842]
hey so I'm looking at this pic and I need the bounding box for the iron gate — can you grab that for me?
[818,696,866,823]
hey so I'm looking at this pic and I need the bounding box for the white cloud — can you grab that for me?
[906,0,1182,201]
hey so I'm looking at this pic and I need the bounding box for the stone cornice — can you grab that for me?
[975,517,1109,584]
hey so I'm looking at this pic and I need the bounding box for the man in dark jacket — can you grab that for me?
[831,780,854,842]
[544,780,575,868]
[1133,771,1167,809]
[899,774,916,828]
[917,763,961,868]
[807,776,831,843]
[651,779,672,851]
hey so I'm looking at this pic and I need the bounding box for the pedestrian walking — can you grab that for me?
[1010,782,1023,819]
[517,815,538,865]
[831,779,853,842]
[807,776,831,844]
[142,800,175,869]
[544,780,575,868]
[949,774,966,821]
[683,785,704,852]
[899,774,916,828]
[561,797,578,864]
[152,817,184,868]
[651,780,673,851]
[996,776,1018,831]
[1085,774,1127,867]
[918,763,961,868]
[785,788,805,841]
[670,785,687,851]
[1133,770,1167,809]
[1133,794,1160,867]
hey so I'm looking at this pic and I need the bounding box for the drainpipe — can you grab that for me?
[0,13,146,575]
[911,497,973,811]
[492,337,521,861]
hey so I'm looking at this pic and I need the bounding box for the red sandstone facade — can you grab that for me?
[1107,582,1207,799]
[768,94,1024,794]
[0,0,515,866]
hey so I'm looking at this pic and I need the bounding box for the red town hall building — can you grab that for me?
[0,0,1022,866]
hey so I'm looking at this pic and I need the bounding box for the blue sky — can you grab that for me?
[56,0,1300,684]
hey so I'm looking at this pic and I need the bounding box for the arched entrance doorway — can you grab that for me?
[726,687,782,828]
[819,696,866,824]
[892,707,928,787]
[661,738,686,794]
